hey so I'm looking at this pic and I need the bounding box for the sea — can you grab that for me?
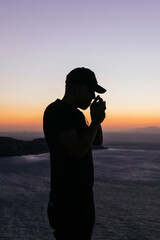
[0,131,160,240]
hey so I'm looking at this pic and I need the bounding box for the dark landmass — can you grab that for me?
[0,136,107,157]
[127,126,160,133]
[0,137,49,157]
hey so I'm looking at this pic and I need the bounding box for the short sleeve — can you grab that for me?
[43,103,76,141]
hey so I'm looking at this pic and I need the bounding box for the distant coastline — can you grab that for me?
[1,126,160,156]
[126,126,160,133]
[0,136,107,157]
[0,137,49,157]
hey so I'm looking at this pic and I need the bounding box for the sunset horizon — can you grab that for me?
[1,101,160,132]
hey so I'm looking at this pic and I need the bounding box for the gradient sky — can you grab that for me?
[1,0,160,132]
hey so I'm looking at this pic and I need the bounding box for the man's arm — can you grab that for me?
[57,96,106,159]
[92,124,103,145]
[57,122,101,159]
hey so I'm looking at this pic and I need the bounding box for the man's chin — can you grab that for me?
[79,104,90,110]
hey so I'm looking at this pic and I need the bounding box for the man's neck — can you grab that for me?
[62,95,77,109]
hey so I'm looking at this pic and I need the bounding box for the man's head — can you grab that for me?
[64,67,106,110]
[66,67,106,94]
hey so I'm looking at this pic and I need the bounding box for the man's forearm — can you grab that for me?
[56,122,100,159]
[76,122,100,158]
[92,125,103,145]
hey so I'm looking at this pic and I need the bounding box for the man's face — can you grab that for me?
[76,84,95,110]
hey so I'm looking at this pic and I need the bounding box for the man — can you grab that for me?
[43,67,106,240]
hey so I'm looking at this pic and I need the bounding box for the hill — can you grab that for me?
[0,137,49,157]
[128,126,160,133]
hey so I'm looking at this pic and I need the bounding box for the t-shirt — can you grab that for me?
[43,99,94,205]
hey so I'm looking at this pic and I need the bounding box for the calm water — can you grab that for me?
[0,133,160,240]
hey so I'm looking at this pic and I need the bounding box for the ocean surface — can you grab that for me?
[0,132,160,240]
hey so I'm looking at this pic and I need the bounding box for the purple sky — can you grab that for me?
[1,0,160,131]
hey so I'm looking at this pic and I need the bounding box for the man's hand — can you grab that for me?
[90,95,106,125]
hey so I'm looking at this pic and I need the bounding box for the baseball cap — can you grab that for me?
[66,67,106,94]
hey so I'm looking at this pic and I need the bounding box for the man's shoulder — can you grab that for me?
[44,99,64,115]
[45,99,61,110]
[44,99,85,123]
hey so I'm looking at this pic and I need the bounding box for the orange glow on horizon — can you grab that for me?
[0,106,160,132]
[0,105,43,131]
[84,110,160,131]
[102,112,160,131]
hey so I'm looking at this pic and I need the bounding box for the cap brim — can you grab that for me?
[95,84,106,94]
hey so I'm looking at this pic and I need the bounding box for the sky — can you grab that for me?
[1,0,160,132]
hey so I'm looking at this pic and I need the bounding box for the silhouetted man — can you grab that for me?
[43,67,106,240]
